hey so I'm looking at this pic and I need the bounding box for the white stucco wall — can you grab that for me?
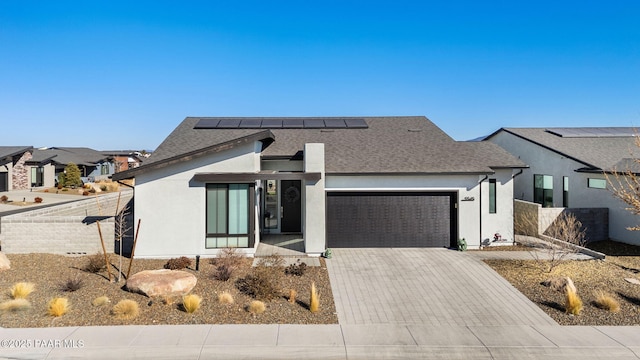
[132,142,261,258]
[325,170,516,248]
[488,131,639,245]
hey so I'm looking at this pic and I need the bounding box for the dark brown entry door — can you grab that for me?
[281,180,302,232]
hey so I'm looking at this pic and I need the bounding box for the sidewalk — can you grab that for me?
[1,323,639,359]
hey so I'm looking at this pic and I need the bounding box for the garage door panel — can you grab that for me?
[327,192,456,248]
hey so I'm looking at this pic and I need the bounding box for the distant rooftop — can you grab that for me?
[545,127,638,138]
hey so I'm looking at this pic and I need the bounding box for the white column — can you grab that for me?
[303,143,325,256]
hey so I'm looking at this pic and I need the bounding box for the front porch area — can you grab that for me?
[255,234,321,266]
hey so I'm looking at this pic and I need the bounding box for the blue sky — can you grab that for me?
[1,1,639,150]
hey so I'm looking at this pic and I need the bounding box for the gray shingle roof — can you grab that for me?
[490,128,640,171]
[0,146,32,159]
[129,116,525,177]
[29,147,109,166]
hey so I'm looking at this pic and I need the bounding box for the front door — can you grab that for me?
[280,180,302,233]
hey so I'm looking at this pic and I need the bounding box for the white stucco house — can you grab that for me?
[485,127,640,245]
[112,116,525,258]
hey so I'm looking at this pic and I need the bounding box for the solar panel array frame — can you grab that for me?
[194,118,369,129]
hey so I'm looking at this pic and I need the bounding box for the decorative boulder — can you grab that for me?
[126,269,196,297]
[0,252,10,270]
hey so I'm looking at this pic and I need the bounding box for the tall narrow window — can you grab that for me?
[488,179,497,214]
[534,174,553,207]
[206,183,252,248]
[563,176,569,207]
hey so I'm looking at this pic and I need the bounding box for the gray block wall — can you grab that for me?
[0,192,132,255]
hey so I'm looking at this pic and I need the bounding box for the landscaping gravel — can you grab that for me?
[0,253,337,328]
[485,240,640,326]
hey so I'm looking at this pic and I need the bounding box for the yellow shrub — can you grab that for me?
[182,294,202,314]
[48,297,69,317]
[248,300,265,314]
[0,299,31,312]
[309,282,320,313]
[92,296,110,307]
[112,299,139,320]
[594,291,620,313]
[565,288,583,315]
[218,291,234,304]
[10,282,34,299]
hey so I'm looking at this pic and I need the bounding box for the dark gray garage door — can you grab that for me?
[326,192,457,248]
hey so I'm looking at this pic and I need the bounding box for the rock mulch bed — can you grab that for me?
[485,240,640,325]
[0,253,337,328]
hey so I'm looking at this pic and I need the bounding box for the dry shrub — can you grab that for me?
[10,282,35,299]
[594,291,620,313]
[210,247,245,268]
[112,299,139,320]
[164,256,192,270]
[288,289,297,304]
[213,264,234,281]
[34,196,43,203]
[0,299,31,312]
[61,276,84,292]
[218,291,234,305]
[285,261,307,276]
[107,183,120,192]
[310,282,320,313]
[92,296,110,307]
[162,295,176,305]
[182,294,202,314]
[0,195,8,202]
[85,253,106,273]
[48,297,69,317]
[565,287,582,315]
[248,300,266,314]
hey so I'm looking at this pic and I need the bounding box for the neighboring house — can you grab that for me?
[27,147,115,187]
[101,150,145,172]
[0,146,34,191]
[113,116,525,258]
[485,127,640,245]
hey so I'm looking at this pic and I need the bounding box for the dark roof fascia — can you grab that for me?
[327,171,497,176]
[25,154,58,166]
[193,172,321,183]
[489,165,530,170]
[497,128,597,169]
[112,130,275,181]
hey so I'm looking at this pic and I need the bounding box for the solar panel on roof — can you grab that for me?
[345,118,368,128]
[193,118,220,129]
[218,119,242,128]
[194,117,369,129]
[303,119,326,128]
[282,119,304,128]
[546,127,638,138]
[323,119,347,128]
[239,119,262,128]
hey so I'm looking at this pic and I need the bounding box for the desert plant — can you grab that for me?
[0,195,8,202]
[213,264,234,281]
[209,247,245,268]
[10,282,35,299]
[88,188,96,193]
[48,297,69,317]
[34,196,43,203]
[565,287,582,315]
[594,291,620,313]
[218,291,234,304]
[248,300,266,314]
[285,261,307,276]
[112,299,139,319]
[310,282,320,313]
[85,253,106,273]
[181,294,202,314]
[60,276,84,292]
[236,261,284,301]
[82,191,89,196]
[164,256,192,270]
[92,296,110,307]
[100,185,108,191]
[288,289,297,304]
[0,299,31,312]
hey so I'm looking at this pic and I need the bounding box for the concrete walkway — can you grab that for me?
[1,248,640,359]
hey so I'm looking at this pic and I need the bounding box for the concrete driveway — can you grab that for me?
[326,248,556,326]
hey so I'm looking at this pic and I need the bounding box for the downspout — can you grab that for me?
[478,175,489,248]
